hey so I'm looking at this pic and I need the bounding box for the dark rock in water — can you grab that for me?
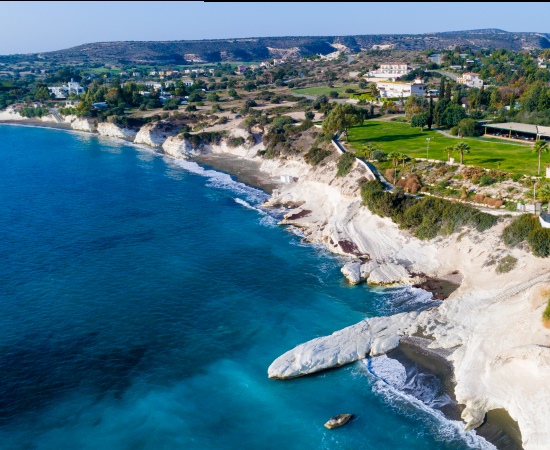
[324,413,354,429]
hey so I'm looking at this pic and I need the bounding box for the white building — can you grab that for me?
[367,63,410,79]
[376,78,425,98]
[457,72,483,88]
[48,79,84,99]
[181,77,193,86]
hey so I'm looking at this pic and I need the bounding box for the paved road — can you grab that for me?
[425,70,458,81]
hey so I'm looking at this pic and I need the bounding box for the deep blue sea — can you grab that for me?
[0,125,494,449]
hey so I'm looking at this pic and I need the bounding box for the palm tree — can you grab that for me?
[454,141,470,165]
[399,153,408,168]
[387,151,399,167]
[533,140,549,176]
[444,146,454,162]
[537,183,550,203]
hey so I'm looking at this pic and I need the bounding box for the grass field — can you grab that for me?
[291,85,360,96]
[346,120,545,176]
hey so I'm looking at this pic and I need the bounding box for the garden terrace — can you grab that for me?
[346,120,542,176]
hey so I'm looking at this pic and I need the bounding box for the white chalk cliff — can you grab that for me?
[2,111,550,447]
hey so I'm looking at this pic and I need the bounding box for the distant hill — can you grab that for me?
[4,29,550,64]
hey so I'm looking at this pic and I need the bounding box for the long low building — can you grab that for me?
[376,78,426,98]
[484,122,550,143]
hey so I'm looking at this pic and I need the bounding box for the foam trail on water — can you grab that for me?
[169,158,268,204]
[363,357,496,450]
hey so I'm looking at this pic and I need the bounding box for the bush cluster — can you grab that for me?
[361,180,498,240]
[227,136,246,148]
[182,131,224,149]
[19,107,49,118]
[304,146,332,166]
[502,214,550,257]
[336,153,356,177]
[496,255,518,274]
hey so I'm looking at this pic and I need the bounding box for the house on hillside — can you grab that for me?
[367,63,410,79]
[376,78,425,98]
[48,79,84,99]
[181,77,193,86]
[456,72,483,88]
[236,65,247,74]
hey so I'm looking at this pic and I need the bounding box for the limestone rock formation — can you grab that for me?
[341,261,362,285]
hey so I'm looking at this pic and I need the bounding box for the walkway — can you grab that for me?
[492,272,550,303]
[49,108,63,123]
[425,69,458,81]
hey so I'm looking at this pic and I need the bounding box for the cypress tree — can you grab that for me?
[427,95,434,129]
[445,82,452,100]
[439,77,445,99]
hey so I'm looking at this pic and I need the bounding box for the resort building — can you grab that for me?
[484,122,550,143]
[376,78,425,98]
[457,72,483,88]
[368,63,410,79]
[48,79,84,99]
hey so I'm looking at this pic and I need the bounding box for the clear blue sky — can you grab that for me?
[2,1,550,55]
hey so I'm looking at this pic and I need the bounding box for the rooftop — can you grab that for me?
[486,122,550,137]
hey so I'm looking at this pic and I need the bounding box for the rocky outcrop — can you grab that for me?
[71,117,97,132]
[0,106,24,121]
[134,121,176,147]
[162,134,201,158]
[97,122,137,139]
[267,312,419,379]
[324,414,354,429]
[341,261,362,285]
[367,262,411,285]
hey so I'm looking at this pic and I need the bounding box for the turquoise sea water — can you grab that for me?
[0,125,493,449]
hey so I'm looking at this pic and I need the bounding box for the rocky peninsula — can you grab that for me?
[2,109,550,449]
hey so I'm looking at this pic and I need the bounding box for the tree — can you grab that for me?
[322,103,365,141]
[427,95,434,129]
[411,113,429,130]
[439,77,445,99]
[454,141,470,165]
[440,104,466,128]
[206,92,219,102]
[304,110,315,120]
[444,146,454,162]
[533,139,549,176]
[457,118,480,137]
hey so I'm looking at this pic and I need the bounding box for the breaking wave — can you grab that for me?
[362,356,496,450]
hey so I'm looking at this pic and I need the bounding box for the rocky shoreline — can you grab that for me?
[2,113,550,449]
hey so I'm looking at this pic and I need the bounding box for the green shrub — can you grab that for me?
[527,228,550,257]
[543,299,550,328]
[336,152,356,177]
[360,180,497,240]
[19,107,49,118]
[496,255,517,274]
[502,214,538,247]
[478,174,495,186]
[227,136,246,148]
[304,146,332,165]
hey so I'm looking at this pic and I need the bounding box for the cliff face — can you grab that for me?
[134,121,177,147]
[97,122,137,140]
[70,118,97,132]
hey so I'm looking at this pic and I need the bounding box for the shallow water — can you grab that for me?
[0,125,493,449]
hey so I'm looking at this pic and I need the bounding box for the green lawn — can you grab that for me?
[292,85,360,96]
[346,120,545,176]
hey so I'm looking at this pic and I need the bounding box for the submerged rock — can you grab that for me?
[324,414,354,429]
[341,261,362,285]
